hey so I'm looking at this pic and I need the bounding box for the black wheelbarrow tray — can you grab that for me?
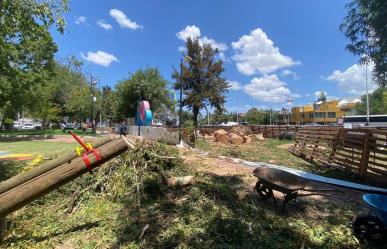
[253,167,341,210]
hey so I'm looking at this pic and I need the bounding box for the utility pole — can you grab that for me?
[365,61,370,126]
[236,95,239,123]
[89,75,96,136]
[178,58,183,144]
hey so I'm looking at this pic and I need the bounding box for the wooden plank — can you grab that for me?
[369,148,387,156]
[337,147,362,154]
[369,153,387,161]
[367,167,387,176]
[331,157,361,167]
[368,160,387,169]
[333,151,361,161]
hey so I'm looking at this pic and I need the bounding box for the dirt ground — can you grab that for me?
[181,147,367,213]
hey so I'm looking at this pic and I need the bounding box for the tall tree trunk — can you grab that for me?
[192,106,199,127]
[192,106,199,142]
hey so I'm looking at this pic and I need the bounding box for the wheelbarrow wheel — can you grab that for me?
[352,214,385,244]
[255,180,273,200]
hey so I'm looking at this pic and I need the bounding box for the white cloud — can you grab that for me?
[176,25,228,52]
[232,28,300,75]
[243,74,300,103]
[97,19,113,30]
[80,51,119,67]
[227,80,242,91]
[176,25,201,40]
[75,16,87,25]
[109,9,143,30]
[325,63,376,95]
[281,69,299,80]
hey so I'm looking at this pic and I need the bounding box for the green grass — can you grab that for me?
[0,140,76,157]
[197,138,311,170]
[0,141,77,181]
[0,129,94,136]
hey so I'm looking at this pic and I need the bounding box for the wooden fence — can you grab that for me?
[289,127,387,178]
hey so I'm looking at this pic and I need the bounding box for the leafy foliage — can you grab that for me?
[115,68,174,119]
[0,0,68,121]
[340,0,387,87]
[317,92,327,102]
[172,37,228,126]
[356,86,387,114]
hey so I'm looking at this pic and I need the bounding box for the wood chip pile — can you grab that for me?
[213,126,264,145]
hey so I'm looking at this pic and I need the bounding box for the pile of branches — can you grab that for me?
[64,142,193,213]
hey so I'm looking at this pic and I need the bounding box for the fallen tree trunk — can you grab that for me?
[0,137,132,216]
[0,136,113,194]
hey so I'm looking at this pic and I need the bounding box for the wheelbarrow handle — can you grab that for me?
[298,193,332,197]
[301,188,344,193]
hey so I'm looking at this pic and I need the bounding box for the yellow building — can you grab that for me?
[290,100,346,124]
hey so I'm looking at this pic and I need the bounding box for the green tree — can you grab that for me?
[115,68,174,119]
[356,87,387,114]
[317,92,327,102]
[245,108,269,124]
[212,109,228,124]
[0,0,68,122]
[340,0,387,87]
[64,80,92,124]
[100,86,118,124]
[172,37,228,127]
[27,59,88,125]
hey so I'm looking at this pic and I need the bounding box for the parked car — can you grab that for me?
[13,121,23,130]
[21,123,35,130]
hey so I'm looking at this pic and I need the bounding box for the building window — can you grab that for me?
[327,112,336,118]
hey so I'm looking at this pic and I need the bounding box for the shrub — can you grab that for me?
[3,118,14,130]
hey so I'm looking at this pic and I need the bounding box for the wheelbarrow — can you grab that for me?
[253,167,340,210]
[352,194,387,244]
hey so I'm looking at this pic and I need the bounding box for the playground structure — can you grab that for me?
[0,133,137,242]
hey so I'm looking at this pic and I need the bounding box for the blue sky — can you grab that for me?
[52,0,373,113]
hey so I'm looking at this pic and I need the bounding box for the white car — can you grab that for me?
[13,121,22,129]
[21,123,35,130]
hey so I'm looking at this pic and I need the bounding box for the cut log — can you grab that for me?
[0,137,133,216]
[166,176,195,187]
[0,136,113,194]
[229,133,244,145]
[216,134,229,144]
[214,129,229,143]
[255,133,264,140]
[214,129,228,138]
[244,135,253,144]
[230,125,253,137]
